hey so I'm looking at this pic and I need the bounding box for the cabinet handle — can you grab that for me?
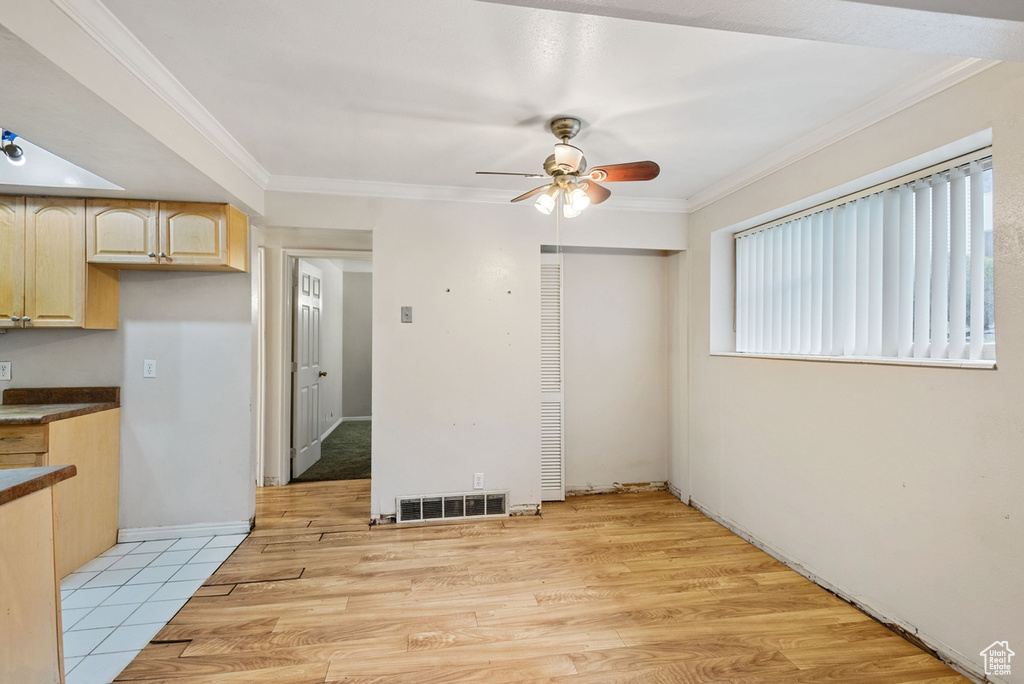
[0,437,24,442]
[21,316,30,322]
[9,316,18,322]
[159,252,171,261]
[148,252,157,258]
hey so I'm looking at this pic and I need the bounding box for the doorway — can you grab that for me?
[258,248,371,487]
[289,257,372,482]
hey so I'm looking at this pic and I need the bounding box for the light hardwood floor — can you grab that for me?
[115,481,967,683]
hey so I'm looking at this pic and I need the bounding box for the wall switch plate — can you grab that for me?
[473,473,484,490]
[401,306,412,323]
[143,359,157,378]
[0,361,10,381]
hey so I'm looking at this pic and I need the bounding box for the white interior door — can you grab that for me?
[541,253,565,501]
[292,259,324,479]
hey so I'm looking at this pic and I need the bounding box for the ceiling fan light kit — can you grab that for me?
[535,185,560,215]
[478,116,660,218]
[567,182,590,211]
[553,143,584,173]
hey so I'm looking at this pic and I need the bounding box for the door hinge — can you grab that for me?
[291,361,298,372]
[289,447,297,461]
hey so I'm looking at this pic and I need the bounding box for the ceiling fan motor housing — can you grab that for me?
[549,117,581,142]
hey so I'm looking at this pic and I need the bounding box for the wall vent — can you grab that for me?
[396,490,508,523]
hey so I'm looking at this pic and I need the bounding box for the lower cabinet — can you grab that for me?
[0,482,66,684]
[0,409,120,577]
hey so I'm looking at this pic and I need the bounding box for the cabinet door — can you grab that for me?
[158,202,227,267]
[86,199,159,265]
[0,196,25,327]
[24,198,86,327]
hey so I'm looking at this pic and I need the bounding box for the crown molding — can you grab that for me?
[686,56,1000,212]
[612,196,691,213]
[267,176,515,203]
[52,0,271,189]
[268,175,691,213]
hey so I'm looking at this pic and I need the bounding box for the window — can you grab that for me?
[734,150,994,364]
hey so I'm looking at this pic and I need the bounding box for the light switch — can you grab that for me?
[401,306,412,323]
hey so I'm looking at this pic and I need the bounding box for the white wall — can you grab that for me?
[687,62,1024,680]
[371,199,542,517]
[342,270,372,418]
[306,258,345,438]
[562,251,670,491]
[667,251,689,501]
[117,271,253,531]
[0,270,254,533]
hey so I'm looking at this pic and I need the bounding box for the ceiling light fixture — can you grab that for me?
[566,182,590,212]
[553,143,584,173]
[534,185,560,215]
[478,117,660,220]
[1,130,25,166]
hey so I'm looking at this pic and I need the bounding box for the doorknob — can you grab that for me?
[318,371,328,377]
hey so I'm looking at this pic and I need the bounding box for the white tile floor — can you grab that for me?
[60,533,247,684]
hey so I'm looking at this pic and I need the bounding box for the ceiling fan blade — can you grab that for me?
[589,161,660,183]
[477,171,547,178]
[582,180,611,205]
[511,184,550,203]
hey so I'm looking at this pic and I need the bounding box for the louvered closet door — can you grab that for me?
[540,253,564,501]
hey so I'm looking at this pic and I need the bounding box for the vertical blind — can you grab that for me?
[735,152,994,361]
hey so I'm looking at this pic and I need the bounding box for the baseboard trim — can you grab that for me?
[566,481,667,496]
[321,416,344,441]
[343,416,371,422]
[688,497,988,684]
[118,520,252,543]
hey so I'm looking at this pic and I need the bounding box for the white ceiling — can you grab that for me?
[0,0,1015,217]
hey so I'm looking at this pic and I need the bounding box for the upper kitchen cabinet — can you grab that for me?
[0,196,26,329]
[1,197,118,330]
[86,199,159,266]
[86,200,248,272]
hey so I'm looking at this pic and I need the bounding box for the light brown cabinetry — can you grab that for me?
[0,411,120,577]
[0,196,26,329]
[0,466,76,684]
[85,199,159,266]
[87,200,248,271]
[0,197,119,329]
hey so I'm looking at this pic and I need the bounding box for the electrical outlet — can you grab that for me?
[143,359,157,378]
[473,473,484,490]
[0,361,10,381]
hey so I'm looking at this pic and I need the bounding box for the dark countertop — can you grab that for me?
[0,465,77,506]
[0,387,120,425]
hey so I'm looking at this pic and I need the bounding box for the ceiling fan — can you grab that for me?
[477,117,660,218]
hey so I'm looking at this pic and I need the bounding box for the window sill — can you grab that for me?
[712,351,996,369]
